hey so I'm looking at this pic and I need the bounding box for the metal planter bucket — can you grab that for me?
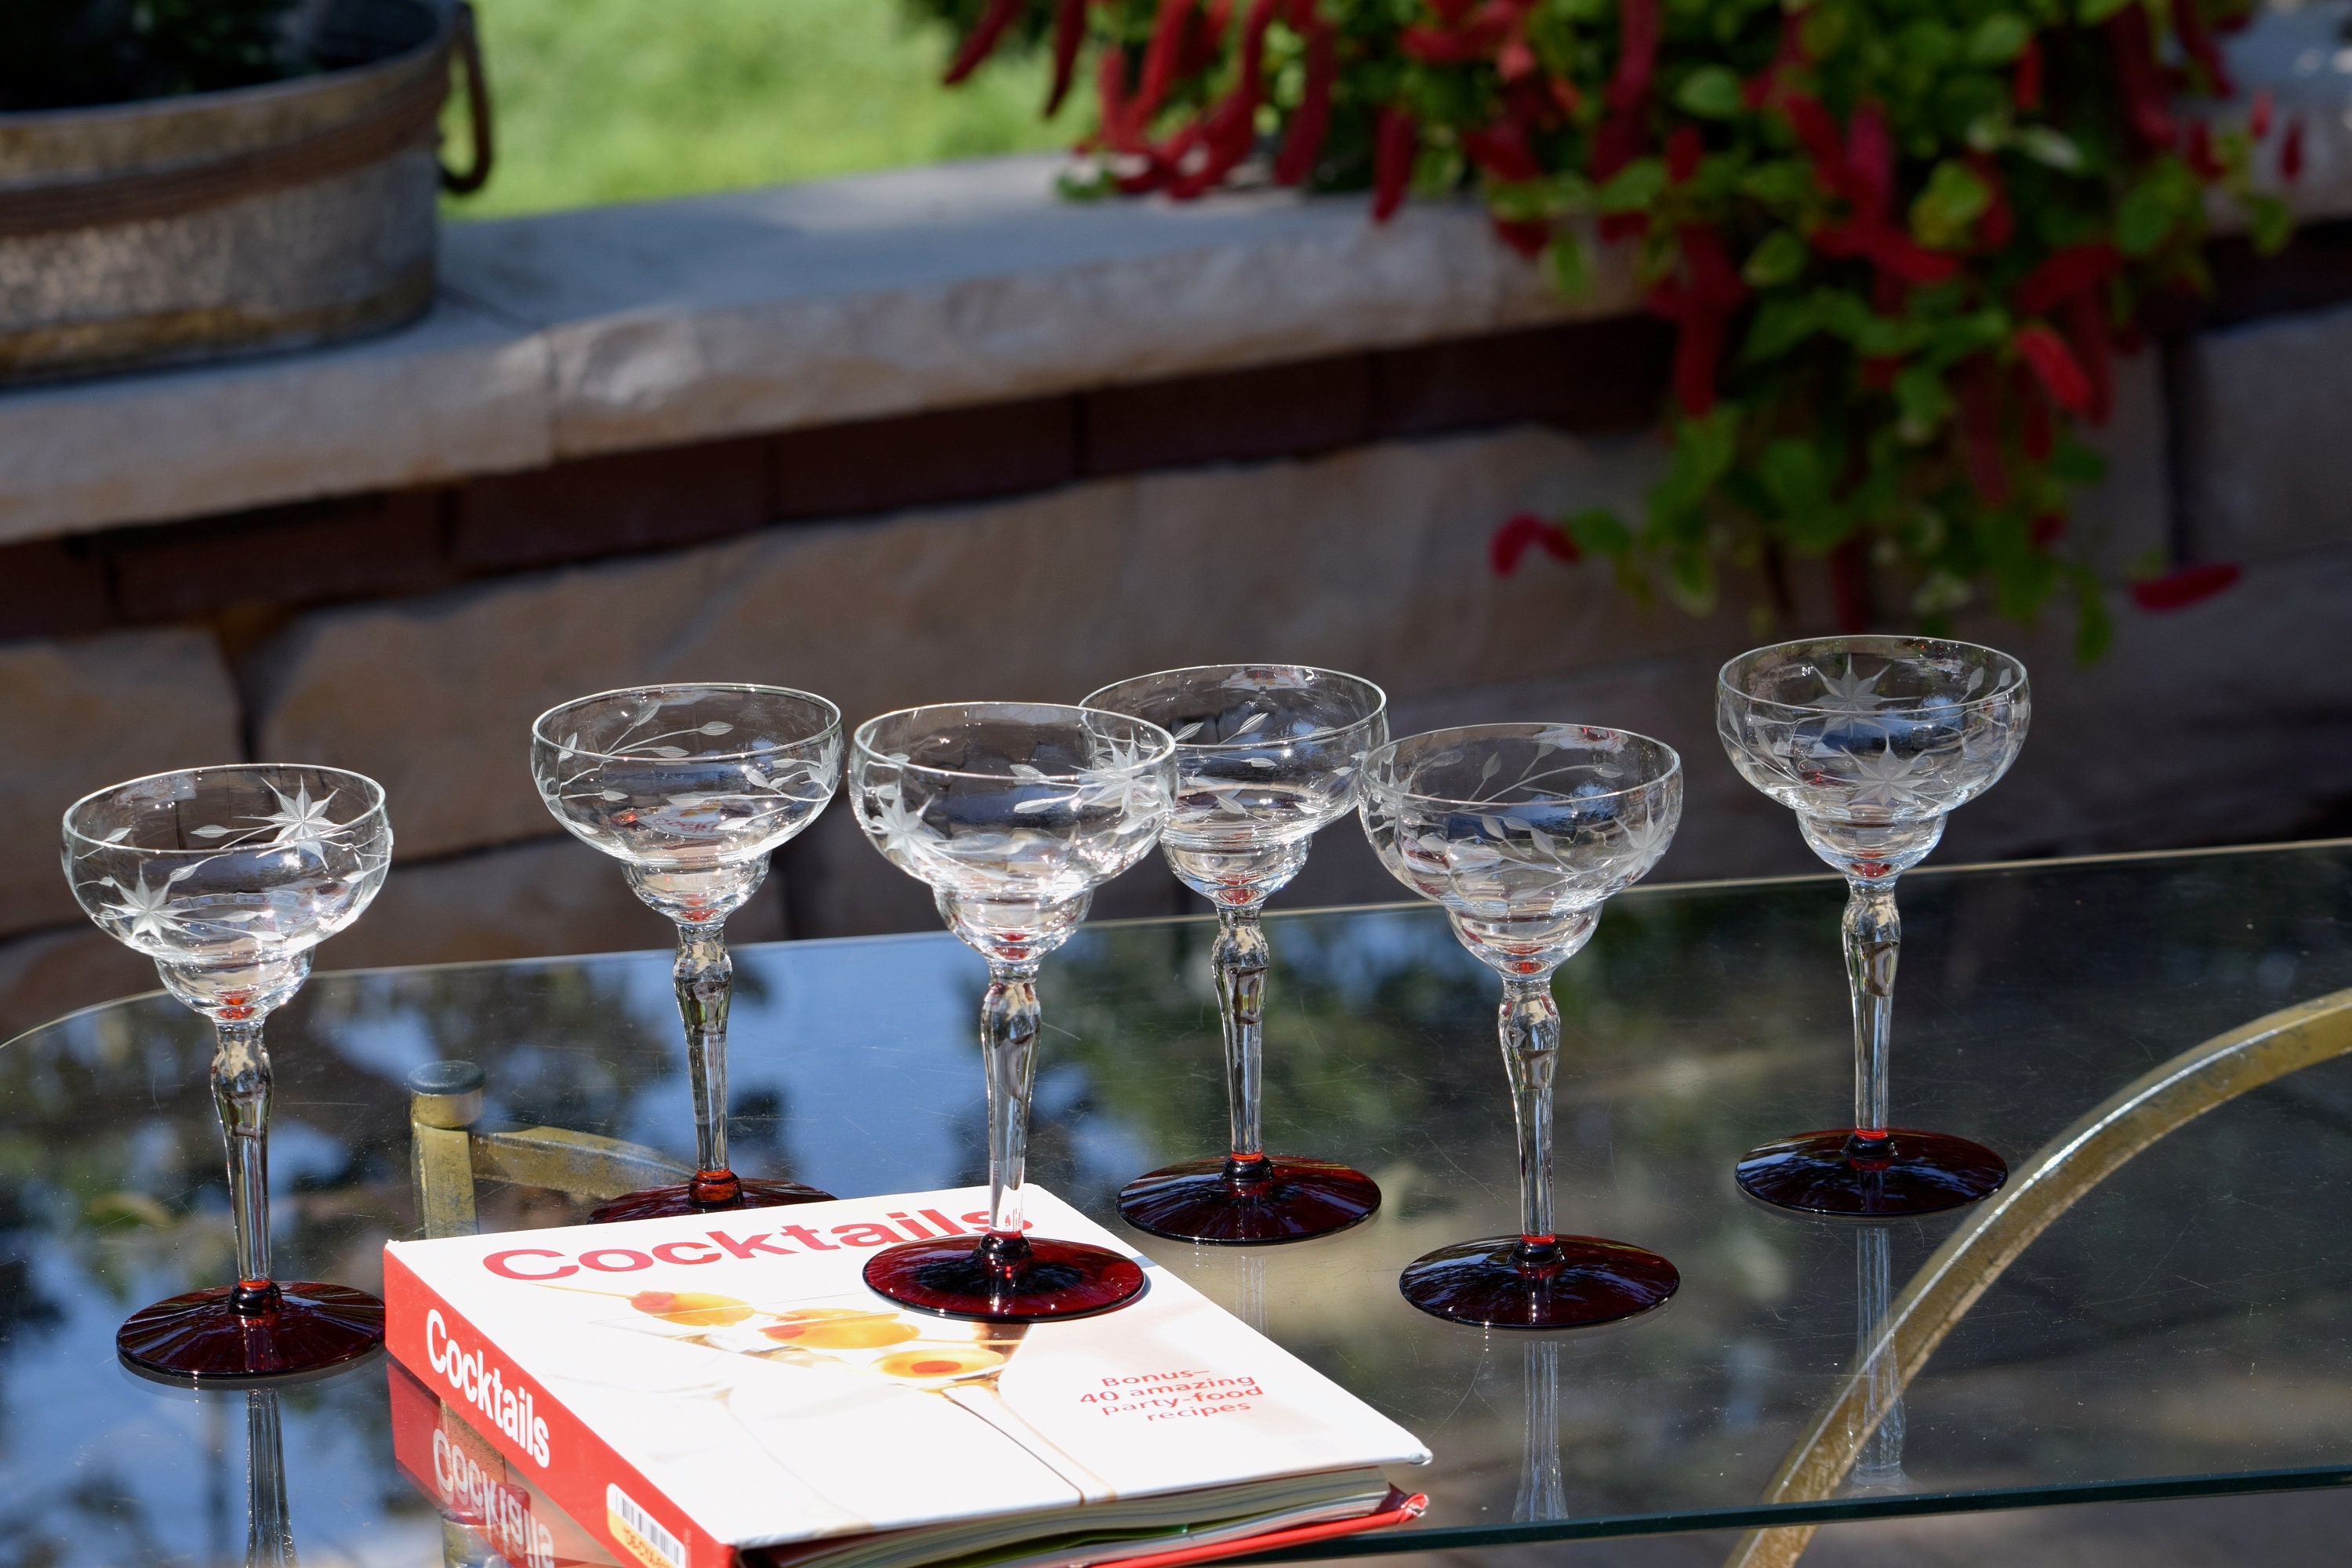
[0,0,490,386]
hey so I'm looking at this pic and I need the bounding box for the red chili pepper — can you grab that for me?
[944,0,1028,85]
[1165,0,1277,198]
[2013,36,2043,110]
[1670,305,1726,417]
[1045,0,1087,117]
[2104,9,2178,150]
[1682,223,1747,310]
[2282,116,2306,180]
[1969,153,2013,250]
[1860,356,1901,390]
[1590,113,1646,180]
[1863,227,1961,284]
[1497,36,1538,80]
[1490,513,1579,575]
[2130,561,2240,610]
[1846,101,1893,216]
[1179,0,1232,78]
[2030,511,2065,546]
[1780,94,1844,172]
[1095,44,1142,151]
[2062,291,2113,426]
[1607,0,1660,114]
[1373,107,1417,223]
[1135,0,1200,126]
[2169,0,2233,96]
[1667,125,1703,183]
[1465,124,1544,183]
[1491,216,1552,256]
[2015,243,2122,316]
[2014,324,2092,416]
[2016,365,2055,462]
[2250,87,2274,139]
[1273,16,1334,186]
[1958,355,2012,506]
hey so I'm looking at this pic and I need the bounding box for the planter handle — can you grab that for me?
[438,2,495,196]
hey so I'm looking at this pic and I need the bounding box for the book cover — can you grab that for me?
[383,1185,1429,1568]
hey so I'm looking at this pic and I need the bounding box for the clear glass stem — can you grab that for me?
[673,920,739,1203]
[980,963,1043,1252]
[1214,905,1271,1173]
[1842,877,1900,1140]
[1515,1337,1567,1522]
[246,1389,299,1568]
[1851,1224,1907,1490]
[1500,977,1561,1249]
[211,1018,277,1309]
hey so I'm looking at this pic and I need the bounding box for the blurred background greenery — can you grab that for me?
[452,0,1074,219]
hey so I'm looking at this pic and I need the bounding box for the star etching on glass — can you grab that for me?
[1844,745,1936,811]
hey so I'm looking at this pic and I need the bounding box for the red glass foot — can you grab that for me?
[1117,1155,1381,1244]
[1735,1128,2007,1218]
[1399,1236,1679,1330]
[590,1171,835,1225]
[864,1232,1145,1321]
[117,1280,383,1381]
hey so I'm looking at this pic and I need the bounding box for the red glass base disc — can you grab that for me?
[590,1175,835,1225]
[1734,1128,2007,1217]
[1399,1236,1679,1330]
[1117,1155,1381,1244]
[863,1234,1145,1322]
[117,1281,383,1381]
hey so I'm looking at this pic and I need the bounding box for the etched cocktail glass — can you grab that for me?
[1361,724,1682,1328]
[64,764,393,1379]
[1719,636,2030,1216]
[1084,663,1388,1243]
[532,684,842,1222]
[851,702,1175,1319]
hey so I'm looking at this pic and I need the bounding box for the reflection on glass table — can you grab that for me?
[3,841,2352,1566]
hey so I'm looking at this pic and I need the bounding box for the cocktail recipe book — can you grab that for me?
[384,1186,1431,1568]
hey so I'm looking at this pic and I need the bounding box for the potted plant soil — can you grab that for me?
[0,0,491,384]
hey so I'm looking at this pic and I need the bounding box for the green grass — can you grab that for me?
[450,0,1076,219]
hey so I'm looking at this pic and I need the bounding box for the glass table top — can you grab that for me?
[5,840,2352,1565]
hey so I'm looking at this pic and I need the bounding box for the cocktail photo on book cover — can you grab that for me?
[384,1185,1429,1568]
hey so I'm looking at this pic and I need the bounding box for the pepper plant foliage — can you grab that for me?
[927,0,2296,656]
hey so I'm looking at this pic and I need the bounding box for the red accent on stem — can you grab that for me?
[2251,87,2274,140]
[2283,117,2307,180]
[2131,561,2241,610]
